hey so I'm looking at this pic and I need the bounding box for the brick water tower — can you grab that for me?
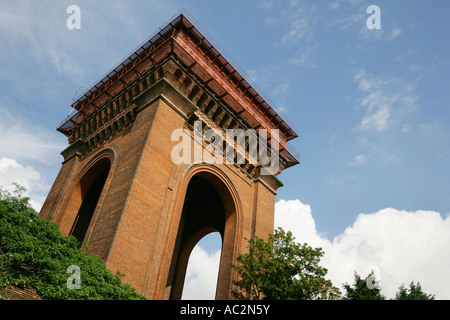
[40,13,299,299]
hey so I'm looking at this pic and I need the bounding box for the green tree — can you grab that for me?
[231,227,341,300]
[395,282,435,300]
[342,271,385,300]
[0,184,146,300]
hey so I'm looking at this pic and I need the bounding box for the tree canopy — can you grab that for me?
[343,272,435,300]
[342,271,385,300]
[0,184,145,300]
[395,282,435,300]
[231,227,341,300]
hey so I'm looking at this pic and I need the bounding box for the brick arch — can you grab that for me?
[160,163,243,300]
[57,148,118,245]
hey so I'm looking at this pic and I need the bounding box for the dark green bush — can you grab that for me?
[0,184,146,300]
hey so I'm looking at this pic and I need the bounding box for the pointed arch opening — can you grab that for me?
[165,165,241,300]
[69,159,110,245]
[59,154,113,246]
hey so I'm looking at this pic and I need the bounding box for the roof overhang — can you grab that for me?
[57,13,300,165]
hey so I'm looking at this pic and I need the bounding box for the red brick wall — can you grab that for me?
[40,59,281,299]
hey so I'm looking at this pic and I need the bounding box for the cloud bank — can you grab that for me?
[182,245,221,300]
[0,108,65,211]
[183,199,450,300]
[352,69,419,133]
[275,199,450,300]
[0,157,47,211]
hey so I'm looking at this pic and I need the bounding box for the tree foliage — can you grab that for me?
[395,282,435,300]
[0,184,146,300]
[343,271,385,300]
[343,272,436,300]
[231,227,341,300]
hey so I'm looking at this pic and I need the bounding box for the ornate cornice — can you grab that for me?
[57,14,299,169]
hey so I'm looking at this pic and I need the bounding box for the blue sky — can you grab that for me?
[0,1,449,299]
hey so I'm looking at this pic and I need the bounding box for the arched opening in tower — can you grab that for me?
[168,175,227,300]
[68,157,111,246]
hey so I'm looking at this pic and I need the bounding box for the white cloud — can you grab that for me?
[182,245,221,300]
[359,24,402,43]
[0,109,64,164]
[0,0,176,84]
[0,107,64,211]
[281,6,315,46]
[0,157,46,210]
[275,199,450,299]
[389,28,402,39]
[351,154,366,166]
[0,158,40,191]
[260,3,317,69]
[283,17,310,45]
[352,69,419,133]
[275,199,330,250]
[360,104,390,131]
[358,24,384,42]
[173,199,450,300]
[332,12,365,31]
[0,1,82,80]
[350,70,421,166]
[327,6,401,44]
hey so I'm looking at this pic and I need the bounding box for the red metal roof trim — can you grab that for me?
[58,13,299,163]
